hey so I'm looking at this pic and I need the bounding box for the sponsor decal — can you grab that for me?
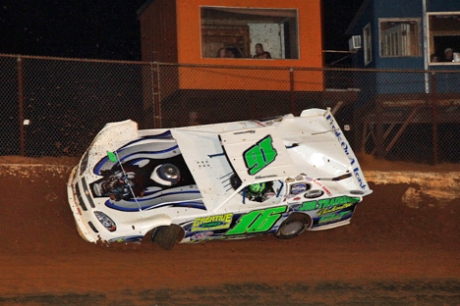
[304,189,324,199]
[312,179,332,195]
[192,213,233,232]
[297,196,360,214]
[298,200,317,211]
[317,202,354,216]
[326,114,367,189]
[234,130,256,135]
[318,196,360,209]
[290,183,308,194]
[190,231,214,242]
[255,174,277,179]
[318,211,352,225]
[108,236,143,243]
[226,206,287,235]
[243,135,278,175]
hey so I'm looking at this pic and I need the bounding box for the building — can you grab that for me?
[346,0,460,162]
[346,0,460,92]
[137,0,362,129]
[137,0,324,92]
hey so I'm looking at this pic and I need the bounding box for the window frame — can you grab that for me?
[427,11,460,65]
[378,18,421,58]
[199,6,300,60]
[363,23,372,66]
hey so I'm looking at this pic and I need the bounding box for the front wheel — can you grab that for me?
[151,224,184,250]
[275,214,310,239]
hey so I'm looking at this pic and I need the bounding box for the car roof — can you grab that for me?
[170,108,371,211]
[171,119,297,212]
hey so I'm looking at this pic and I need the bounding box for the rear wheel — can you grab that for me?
[151,224,184,250]
[275,214,310,239]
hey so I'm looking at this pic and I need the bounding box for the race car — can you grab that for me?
[67,108,372,250]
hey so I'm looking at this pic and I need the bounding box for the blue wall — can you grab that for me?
[428,0,460,12]
[376,71,426,94]
[350,1,375,68]
[373,0,423,71]
[375,0,423,18]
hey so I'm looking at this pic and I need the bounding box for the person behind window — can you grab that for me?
[430,54,440,63]
[216,48,227,58]
[225,48,236,58]
[253,43,271,59]
[188,111,200,126]
[444,48,454,62]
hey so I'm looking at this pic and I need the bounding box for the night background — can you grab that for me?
[0,0,365,62]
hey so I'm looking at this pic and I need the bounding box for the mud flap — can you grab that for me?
[151,225,184,250]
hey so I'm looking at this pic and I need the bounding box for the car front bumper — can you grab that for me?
[67,166,99,243]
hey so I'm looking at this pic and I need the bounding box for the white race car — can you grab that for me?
[67,108,372,250]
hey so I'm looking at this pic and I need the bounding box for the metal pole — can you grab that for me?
[17,57,25,156]
[422,0,430,94]
[289,67,296,115]
[152,62,162,128]
[431,72,438,165]
[155,62,162,128]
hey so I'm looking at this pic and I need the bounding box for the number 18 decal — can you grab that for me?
[243,135,277,175]
[226,206,287,235]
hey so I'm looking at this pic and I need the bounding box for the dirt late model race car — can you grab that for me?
[67,108,372,250]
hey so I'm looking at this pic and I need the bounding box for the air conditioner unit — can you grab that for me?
[349,35,362,51]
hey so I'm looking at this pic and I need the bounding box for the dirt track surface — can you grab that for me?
[1,164,460,305]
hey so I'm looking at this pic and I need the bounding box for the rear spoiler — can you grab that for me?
[322,109,371,195]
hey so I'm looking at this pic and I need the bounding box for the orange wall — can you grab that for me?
[175,0,323,91]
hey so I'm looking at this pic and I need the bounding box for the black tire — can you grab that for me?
[275,214,310,239]
[151,225,184,250]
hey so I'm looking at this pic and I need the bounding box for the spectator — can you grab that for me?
[188,111,200,126]
[444,48,454,62]
[216,48,227,58]
[430,53,439,63]
[225,48,236,58]
[253,43,271,59]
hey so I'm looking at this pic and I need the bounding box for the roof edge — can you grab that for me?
[345,0,372,35]
[137,0,155,17]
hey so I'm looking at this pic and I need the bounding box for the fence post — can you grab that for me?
[375,97,385,158]
[430,72,438,165]
[151,62,162,128]
[17,57,25,156]
[289,67,296,115]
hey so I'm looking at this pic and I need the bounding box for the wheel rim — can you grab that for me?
[280,220,304,236]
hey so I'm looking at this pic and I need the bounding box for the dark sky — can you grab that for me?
[0,0,364,63]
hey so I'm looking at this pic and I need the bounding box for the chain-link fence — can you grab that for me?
[1,53,459,164]
[0,54,152,157]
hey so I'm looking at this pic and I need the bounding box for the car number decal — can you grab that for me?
[243,135,278,175]
[226,206,286,235]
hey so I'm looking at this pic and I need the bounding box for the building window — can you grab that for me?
[200,7,299,59]
[363,23,372,65]
[428,13,460,64]
[379,19,420,57]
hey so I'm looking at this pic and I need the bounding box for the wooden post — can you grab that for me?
[375,97,385,158]
[289,67,296,115]
[430,72,438,165]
